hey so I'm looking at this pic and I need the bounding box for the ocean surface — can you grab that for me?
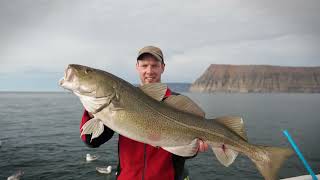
[0,92,319,180]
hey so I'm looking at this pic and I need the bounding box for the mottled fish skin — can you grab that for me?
[60,64,294,180]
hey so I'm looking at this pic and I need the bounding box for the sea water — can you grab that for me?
[0,92,319,179]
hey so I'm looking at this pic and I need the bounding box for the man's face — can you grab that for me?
[136,55,165,85]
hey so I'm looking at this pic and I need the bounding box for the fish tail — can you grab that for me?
[248,145,294,180]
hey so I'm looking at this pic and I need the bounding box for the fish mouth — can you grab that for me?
[59,64,96,95]
[59,65,79,91]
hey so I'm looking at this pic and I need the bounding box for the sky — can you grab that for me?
[1,0,319,91]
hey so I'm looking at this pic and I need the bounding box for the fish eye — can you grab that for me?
[85,68,92,74]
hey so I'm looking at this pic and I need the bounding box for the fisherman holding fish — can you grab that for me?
[60,46,294,180]
[79,46,209,180]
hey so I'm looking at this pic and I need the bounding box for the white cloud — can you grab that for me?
[0,0,319,87]
[165,33,320,82]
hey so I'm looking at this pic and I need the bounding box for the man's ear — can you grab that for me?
[136,61,139,70]
[161,63,165,73]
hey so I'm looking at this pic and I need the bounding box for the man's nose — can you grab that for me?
[145,66,153,74]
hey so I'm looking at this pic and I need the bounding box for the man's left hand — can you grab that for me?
[198,139,209,152]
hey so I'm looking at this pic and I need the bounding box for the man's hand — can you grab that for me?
[198,139,209,152]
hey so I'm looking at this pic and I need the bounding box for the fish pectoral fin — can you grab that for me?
[162,139,199,157]
[139,83,168,101]
[214,116,248,141]
[80,117,105,142]
[164,95,205,118]
[211,144,238,167]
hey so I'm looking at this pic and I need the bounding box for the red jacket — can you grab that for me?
[80,88,189,180]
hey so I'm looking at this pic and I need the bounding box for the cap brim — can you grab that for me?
[137,52,163,63]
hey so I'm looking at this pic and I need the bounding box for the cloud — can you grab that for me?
[166,33,320,82]
[0,0,319,90]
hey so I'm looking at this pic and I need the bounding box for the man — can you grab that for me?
[80,46,208,180]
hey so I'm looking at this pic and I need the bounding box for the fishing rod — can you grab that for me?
[283,130,318,180]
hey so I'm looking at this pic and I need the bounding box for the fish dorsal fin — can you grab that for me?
[215,116,248,141]
[139,83,168,101]
[164,95,205,118]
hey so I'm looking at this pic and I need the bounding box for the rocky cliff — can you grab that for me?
[190,64,320,93]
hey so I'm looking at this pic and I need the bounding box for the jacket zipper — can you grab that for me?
[142,143,147,180]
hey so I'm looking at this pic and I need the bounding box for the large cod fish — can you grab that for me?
[59,64,293,180]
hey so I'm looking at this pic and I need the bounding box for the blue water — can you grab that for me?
[0,92,319,179]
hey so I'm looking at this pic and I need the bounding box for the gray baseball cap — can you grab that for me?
[137,46,164,63]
